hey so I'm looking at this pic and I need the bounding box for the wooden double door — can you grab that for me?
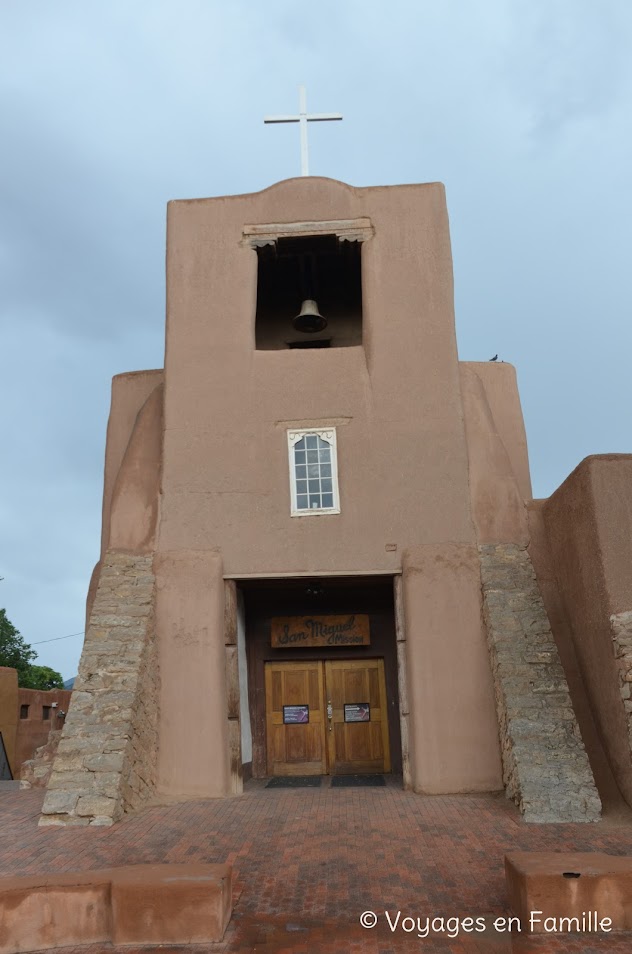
[265,659,391,776]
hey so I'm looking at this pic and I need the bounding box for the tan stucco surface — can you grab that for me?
[460,364,528,545]
[101,370,163,556]
[402,545,503,794]
[160,178,475,576]
[542,455,632,805]
[527,501,624,810]
[155,549,230,798]
[109,383,163,553]
[461,362,532,501]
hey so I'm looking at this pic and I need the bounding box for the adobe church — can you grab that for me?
[40,176,632,827]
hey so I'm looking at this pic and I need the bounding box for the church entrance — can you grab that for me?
[265,659,391,776]
[238,575,402,780]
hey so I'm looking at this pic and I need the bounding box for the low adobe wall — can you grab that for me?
[542,455,632,806]
[506,852,632,933]
[0,863,232,953]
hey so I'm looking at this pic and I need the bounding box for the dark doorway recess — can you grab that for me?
[240,575,402,779]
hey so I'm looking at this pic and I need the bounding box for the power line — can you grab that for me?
[31,631,85,646]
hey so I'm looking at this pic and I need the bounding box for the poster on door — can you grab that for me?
[283,705,310,724]
[344,703,370,723]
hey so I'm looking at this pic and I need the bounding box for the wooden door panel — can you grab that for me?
[325,659,391,775]
[265,662,327,776]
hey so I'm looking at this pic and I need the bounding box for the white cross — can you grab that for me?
[264,85,342,177]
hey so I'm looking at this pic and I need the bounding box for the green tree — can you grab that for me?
[20,665,64,691]
[0,609,63,689]
[0,608,36,682]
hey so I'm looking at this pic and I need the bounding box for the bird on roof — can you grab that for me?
[489,354,498,361]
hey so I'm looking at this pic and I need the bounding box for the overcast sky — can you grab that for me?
[1,1,631,680]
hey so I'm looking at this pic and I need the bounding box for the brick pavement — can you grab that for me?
[2,778,632,953]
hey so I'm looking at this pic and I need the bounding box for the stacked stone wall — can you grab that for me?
[40,551,158,826]
[610,611,632,757]
[20,730,63,789]
[480,544,601,823]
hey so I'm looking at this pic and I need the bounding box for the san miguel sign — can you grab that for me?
[271,614,370,648]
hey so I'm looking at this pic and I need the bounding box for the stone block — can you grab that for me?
[40,791,80,815]
[76,795,117,818]
[38,814,90,827]
[83,753,125,773]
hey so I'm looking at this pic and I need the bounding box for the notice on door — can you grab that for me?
[271,614,370,648]
[344,703,370,723]
[283,705,309,724]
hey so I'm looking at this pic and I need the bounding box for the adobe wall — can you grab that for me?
[461,362,532,501]
[108,383,163,554]
[155,550,230,798]
[101,369,164,557]
[402,545,503,793]
[527,500,624,810]
[542,455,632,805]
[87,374,163,626]
[160,178,476,574]
[0,668,18,776]
[15,688,72,772]
[459,363,529,545]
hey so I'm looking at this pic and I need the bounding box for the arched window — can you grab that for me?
[287,428,340,516]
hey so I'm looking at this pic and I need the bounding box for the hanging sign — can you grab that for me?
[271,614,370,648]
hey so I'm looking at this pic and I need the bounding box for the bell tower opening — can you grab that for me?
[255,234,362,350]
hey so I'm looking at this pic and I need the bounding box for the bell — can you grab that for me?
[292,299,327,333]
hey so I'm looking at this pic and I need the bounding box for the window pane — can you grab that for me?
[288,429,338,516]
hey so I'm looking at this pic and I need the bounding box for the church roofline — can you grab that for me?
[167,176,446,206]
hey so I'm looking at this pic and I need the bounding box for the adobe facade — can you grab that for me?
[40,177,631,826]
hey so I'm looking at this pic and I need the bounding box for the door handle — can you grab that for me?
[327,700,333,730]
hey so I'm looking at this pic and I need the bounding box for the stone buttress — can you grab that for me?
[480,544,601,822]
[40,552,159,826]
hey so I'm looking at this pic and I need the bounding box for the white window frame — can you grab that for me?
[287,428,340,517]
